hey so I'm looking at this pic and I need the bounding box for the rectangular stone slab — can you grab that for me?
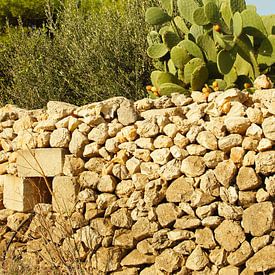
[52,176,80,214]
[17,148,66,177]
[3,175,51,212]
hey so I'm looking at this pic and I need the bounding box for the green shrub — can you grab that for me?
[0,0,157,108]
[0,0,60,29]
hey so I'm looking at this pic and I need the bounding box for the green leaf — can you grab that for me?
[233,12,243,37]
[159,83,188,95]
[193,7,209,26]
[160,0,173,16]
[217,50,236,74]
[241,9,268,38]
[145,7,171,25]
[177,0,200,24]
[180,40,204,60]
[147,44,168,59]
[204,2,220,23]
[171,46,191,69]
[230,0,246,14]
[191,65,209,90]
[197,34,217,62]
[162,31,181,50]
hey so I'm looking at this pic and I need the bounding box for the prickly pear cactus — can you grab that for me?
[145,0,275,97]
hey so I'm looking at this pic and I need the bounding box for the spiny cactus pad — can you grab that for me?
[145,7,171,25]
[147,44,168,59]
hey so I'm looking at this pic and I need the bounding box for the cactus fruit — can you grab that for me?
[213,24,222,33]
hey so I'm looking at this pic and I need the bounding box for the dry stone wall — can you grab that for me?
[0,89,274,274]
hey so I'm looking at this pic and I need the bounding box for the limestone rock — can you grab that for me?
[47,101,76,120]
[218,134,243,152]
[251,235,271,252]
[69,130,89,157]
[227,241,253,266]
[63,155,85,176]
[185,246,209,271]
[219,266,240,275]
[111,208,132,229]
[195,227,216,249]
[181,156,205,177]
[153,135,173,148]
[236,166,261,191]
[166,177,194,203]
[155,249,182,273]
[150,148,171,165]
[144,178,167,206]
[214,160,237,187]
[246,245,275,272]
[156,203,179,227]
[97,175,117,193]
[255,151,275,175]
[224,116,251,134]
[214,220,245,251]
[186,144,207,156]
[196,131,218,150]
[246,107,263,124]
[132,217,159,241]
[92,247,122,272]
[88,123,109,144]
[117,100,138,126]
[262,116,275,140]
[242,202,274,236]
[174,216,201,230]
[136,118,159,138]
[159,159,182,181]
[121,249,155,266]
[203,150,225,168]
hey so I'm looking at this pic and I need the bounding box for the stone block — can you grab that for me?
[52,176,80,214]
[3,175,51,212]
[17,148,67,177]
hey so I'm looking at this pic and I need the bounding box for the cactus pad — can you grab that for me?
[160,0,174,16]
[159,83,189,96]
[191,65,209,90]
[171,46,191,69]
[162,31,181,49]
[230,0,246,14]
[233,12,243,37]
[145,7,171,25]
[147,44,169,59]
[180,40,204,60]
[193,7,209,26]
[177,0,200,24]
[151,71,183,88]
[197,34,217,62]
[217,49,236,75]
[184,58,205,83]
[204,2,220,23]
[147,31,162,46]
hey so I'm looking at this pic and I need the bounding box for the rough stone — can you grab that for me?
[17,148,66,177]
[236,166,261,191]
[181,156,205,177]
[156,203,179,227]
[52,176,80,214]
[185,246,209,271]
[69,129,89,157]
[63,155,85,176]
[3,175,50,212]
[155,249,182,273]
[214,160,237,187]
[218,134,243,152]
[214,220,245,251]
[224,116,251,134]
[242,202,274,236]
[246,245,275,272]
[255,150,275,175]
[47,101,76,120]
[121,249,155,266]
[50,128,71,148]
[166,177,194,203]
